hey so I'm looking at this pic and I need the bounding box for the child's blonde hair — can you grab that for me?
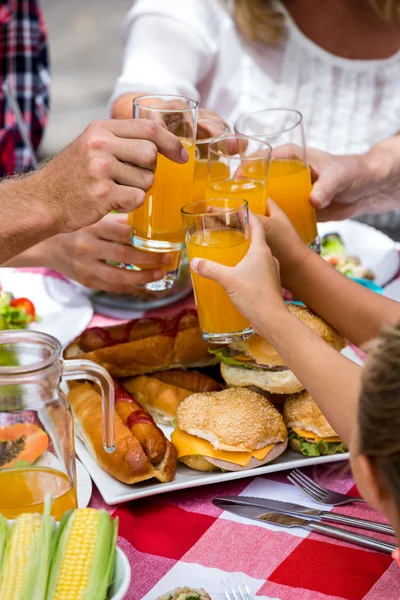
[232,0,400,43]
[359,323,400,506]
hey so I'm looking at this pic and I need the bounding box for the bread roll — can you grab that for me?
[68,382,177,484]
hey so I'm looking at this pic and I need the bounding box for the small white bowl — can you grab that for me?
[109,547,131,600]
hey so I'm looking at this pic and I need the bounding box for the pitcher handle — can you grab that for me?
[62,359,115,453]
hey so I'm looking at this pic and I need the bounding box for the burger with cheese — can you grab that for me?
[283,390,347,456]
[212,304,346,395]
[171,387,288,472]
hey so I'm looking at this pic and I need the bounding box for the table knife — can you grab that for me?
[213,502,396,555]
[214,495,395,536]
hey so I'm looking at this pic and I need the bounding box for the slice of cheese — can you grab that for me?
[291,427,341,443]
[171,427,274,467]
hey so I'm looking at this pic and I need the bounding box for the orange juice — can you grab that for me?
[129,140,195,246]
[0,467,77,520]
[267,160,317,244]
[134,249,182,272]
[192,160,230,202]
[206,178,268,215]
[187,229,251,334]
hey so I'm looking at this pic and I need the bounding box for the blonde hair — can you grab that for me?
[359,323,400,507]
[232,0,400,43]
[231,1,284,43]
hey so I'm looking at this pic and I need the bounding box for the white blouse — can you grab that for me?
[111,0,400,155]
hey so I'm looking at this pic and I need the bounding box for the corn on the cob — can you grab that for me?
[0,513,42,600]
[46,508,118,600]
[0,514,9,567]
[0,496,54,600]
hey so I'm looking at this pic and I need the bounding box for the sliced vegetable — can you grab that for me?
[0,291,38,330]
[10,299,36,321]
[208,347,254,369]
[289,429,347,457]
[46,508,118,600]
[321,233,346,256]
[0,423,49,469]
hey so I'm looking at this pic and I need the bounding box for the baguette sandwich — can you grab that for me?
[68,381,177,484]
[122,369,222,424]
[214,304,346,395]
[64,310,218,378]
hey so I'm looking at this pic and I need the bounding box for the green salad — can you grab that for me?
[0,289,37,330]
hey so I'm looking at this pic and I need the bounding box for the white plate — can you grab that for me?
[76,459,93,508]
[318,221,399,287]
[75,430,349,506]
[75,347,359,506]
[383,278,400,302]
[0,268,93,346]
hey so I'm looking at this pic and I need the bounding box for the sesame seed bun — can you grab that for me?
[177,387,287,453]
[283,390,338,439]
[230,304,347,368]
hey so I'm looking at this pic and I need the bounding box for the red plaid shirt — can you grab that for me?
[0,0,50,177]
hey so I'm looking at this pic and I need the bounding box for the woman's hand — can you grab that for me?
[308,138,400,221]
[33,213,171,294]
[190,212,287,333]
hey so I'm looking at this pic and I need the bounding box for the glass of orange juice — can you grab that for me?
[129,94,198,291]
[206,134,272,216]
[193,118,230,203]
[234,109,319,249]
[182,198,253,344]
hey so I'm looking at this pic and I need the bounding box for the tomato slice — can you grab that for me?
[10,298,36,320]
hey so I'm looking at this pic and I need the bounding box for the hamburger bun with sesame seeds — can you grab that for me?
[171,388,288,472]
[214,304,347,396]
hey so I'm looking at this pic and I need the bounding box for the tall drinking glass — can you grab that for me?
[129,95,198,290]
[234,109,318,248]
[182,198,253,344]
[192,118,230,202]
[206,134,272,216]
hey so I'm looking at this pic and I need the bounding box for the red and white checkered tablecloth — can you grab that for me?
[88,296,399,600]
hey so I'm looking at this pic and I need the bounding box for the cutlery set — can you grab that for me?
[214,469,397,558]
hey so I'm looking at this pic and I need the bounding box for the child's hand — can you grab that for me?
[190,212,287,333]
[259,201,312,289]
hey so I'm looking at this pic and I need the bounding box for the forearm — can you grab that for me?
[3,238,50,268]
[0,173,59,264]
[259,309,362,444]
[284,252,400,348]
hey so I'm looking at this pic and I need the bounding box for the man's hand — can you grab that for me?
[35,213,172,293]
[37,119,189,234]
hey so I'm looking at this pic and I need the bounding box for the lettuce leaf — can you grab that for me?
[208,347,255,369]
[289,429,347,457]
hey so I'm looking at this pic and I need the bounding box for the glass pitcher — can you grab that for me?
[0,330,115,520]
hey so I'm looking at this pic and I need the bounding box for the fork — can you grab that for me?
[288,469,367,506]
[222,576,254,600]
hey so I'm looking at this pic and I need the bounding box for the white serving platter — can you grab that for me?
[318,220,399,287]
[75,430,349,507]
